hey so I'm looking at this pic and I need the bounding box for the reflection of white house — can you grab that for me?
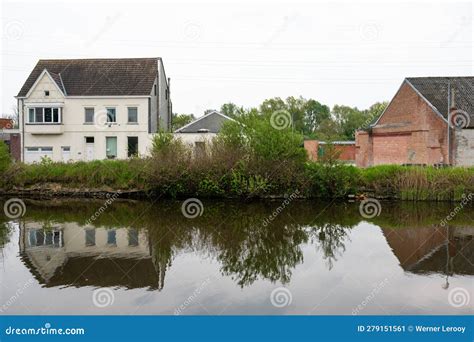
[174,111,235,154]
[15,58,171,163]
[19,222,166,289]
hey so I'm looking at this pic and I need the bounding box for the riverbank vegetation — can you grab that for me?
[0,111,473,201]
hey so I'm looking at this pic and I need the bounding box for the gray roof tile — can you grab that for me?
[18,58,159,97]
[406,77,474,128]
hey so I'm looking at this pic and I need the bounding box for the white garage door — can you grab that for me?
[25,147,53,163]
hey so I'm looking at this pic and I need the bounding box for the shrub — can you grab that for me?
[151,131,174,154]
[0,141,11,174]
[305,162,360,198]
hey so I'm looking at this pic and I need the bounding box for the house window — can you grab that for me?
[44,108,52,122]
[107,230,117,246]
[127,137,138,157]
[106,108,116,123]
[84,108,94,123]
[28,108,35,122]
[35,108,43,123]
[128,107,138,123]
[85,229,96,246]
[106,136,117,159]
[28,107,61,123]
[128,229,139,246]
[85,137,94,144]
[154,84,157,96]
[44,90,50,96]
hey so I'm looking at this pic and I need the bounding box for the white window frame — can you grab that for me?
[27,107,62,124]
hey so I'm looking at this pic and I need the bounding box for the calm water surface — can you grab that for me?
[0,199,472,315]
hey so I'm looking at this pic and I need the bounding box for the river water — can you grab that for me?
[0,198,472,315]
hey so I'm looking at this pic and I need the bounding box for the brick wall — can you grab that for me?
[9,133,21,161]
[304,140,355,162]
[304,140,319,161]
[0,118,13,129]
[356,82,450,167]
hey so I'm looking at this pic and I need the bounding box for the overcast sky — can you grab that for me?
[1,0,472,117]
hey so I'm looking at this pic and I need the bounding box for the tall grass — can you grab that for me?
[1,141,473,201]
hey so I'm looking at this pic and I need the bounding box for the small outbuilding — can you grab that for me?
[174,111,235,155]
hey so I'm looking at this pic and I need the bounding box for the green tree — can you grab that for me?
[313,118,343,141]
[220,103,245,119]
[172,113,195,131]
[332,105,368,140]
[219,112,306,164]
[303,99,331,137]
[363,102,388,128]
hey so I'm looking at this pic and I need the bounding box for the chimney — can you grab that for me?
[450,86,456,112]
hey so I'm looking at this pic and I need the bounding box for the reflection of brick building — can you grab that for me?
[304,140,355,163]
[356,77,474,167]
[382,226,474,275]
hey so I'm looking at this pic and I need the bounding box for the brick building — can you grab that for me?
[0,118,21,161]
[304,140,356,163]
[356,77,474,167]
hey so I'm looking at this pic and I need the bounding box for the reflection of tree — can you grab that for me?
[147,228,177,291]
[310,224,352,270]
[0,222,10,248]
[18,199,360,288]
[218,222,308,287]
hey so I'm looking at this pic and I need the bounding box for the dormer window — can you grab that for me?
[44,90,50,96]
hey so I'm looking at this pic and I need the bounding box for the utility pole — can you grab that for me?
[447,81,451,165]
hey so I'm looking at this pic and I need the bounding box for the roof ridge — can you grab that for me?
[38,57,160,61]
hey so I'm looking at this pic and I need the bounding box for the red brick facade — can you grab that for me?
[356,82,450,167]
[304,140,356,163]
[9,133,21,161]
[0,118,13,129]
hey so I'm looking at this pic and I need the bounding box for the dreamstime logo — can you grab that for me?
[359,22,380,41]
[183,21,202,41]
[262,190,300,227]
[181,198,204,219]
[352,277,390,315]
[94,109,110,130]
[4,20,24,40]
[0,278,34,313]
[440,193,473,227]
[92,288,115,308]
[3,198,26,219]
[359,198,381,219]
[270,287,292,308]
[85,13,121,47]
[270,110,292,130]
[84,193,119,226]
[174,278,212,315]
[448,287,470,308]
[450,110,471,129]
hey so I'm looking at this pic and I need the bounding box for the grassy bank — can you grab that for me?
[1,113,473,201]
[1,158,473,201]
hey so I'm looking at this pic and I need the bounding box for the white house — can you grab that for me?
[16,58,171,163]
[174,111,235,154]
